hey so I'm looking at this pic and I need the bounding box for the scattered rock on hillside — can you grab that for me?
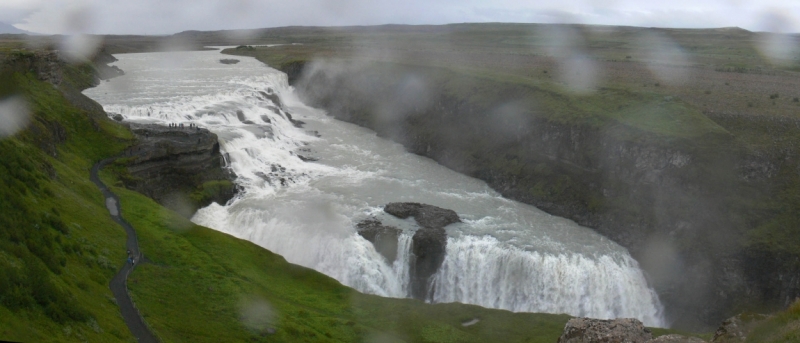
[356,219,401,263]
[646,334,706,343]
[557,318,652,343]
[710,313,770,343]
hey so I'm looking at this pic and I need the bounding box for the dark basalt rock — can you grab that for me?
[260,89,284,109]
[121,123,237,217]
[219,59,240,65]
[285,112,305,128]
[384,202,460,299]
[410,225,447,299]
[384,202,460,229]
[297,155,318,162]
[356,219,401,263]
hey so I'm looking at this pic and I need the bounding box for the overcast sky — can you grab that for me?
[2,0,799,35]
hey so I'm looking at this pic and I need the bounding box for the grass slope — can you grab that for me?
[746,300,800,343]
[0,64,135,341]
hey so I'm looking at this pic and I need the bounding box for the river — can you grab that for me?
[83,48,666,327]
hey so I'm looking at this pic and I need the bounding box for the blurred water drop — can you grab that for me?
[757,33,798,66]
[0,96,30,138]
[542,25,581,58]
[637,32,691,86]
[755,10,799,66]
[239,297,277,333]
[559,54,599,94]
[59,34,102,63]
[490,102,530,139]
[540,26,600,94]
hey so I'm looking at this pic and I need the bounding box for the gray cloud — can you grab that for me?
[3,0,800,35]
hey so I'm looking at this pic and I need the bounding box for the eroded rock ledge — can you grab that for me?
[117,123,237,217]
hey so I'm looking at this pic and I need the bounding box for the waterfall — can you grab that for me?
[83,49,667,327]
[429,235,663,326]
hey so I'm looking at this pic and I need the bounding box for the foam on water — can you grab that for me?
[84,49,666,327]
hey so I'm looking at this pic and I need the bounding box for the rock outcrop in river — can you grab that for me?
[356,219,401,263]
[386,202,459,300]
[357,202,460,300]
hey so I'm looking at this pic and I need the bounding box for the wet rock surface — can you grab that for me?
[356,219,401,263]
[557,318,653,343]
[409,225,447,299]
[384,202,460,229]
[122,123,236,217]
[384,202,460,300]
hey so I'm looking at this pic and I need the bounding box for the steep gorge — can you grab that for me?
[276,59,798,329]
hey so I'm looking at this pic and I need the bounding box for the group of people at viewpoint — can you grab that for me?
[168,122,199,129]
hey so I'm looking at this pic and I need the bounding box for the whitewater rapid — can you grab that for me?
[83,49,666,327]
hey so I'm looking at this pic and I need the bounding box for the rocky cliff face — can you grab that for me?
[119,123,236,217]
[357,202,460,300]
[282,60,798,329]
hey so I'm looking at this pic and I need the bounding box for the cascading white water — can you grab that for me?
[84,49,666,327]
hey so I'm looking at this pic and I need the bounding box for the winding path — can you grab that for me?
[90,157,159,343]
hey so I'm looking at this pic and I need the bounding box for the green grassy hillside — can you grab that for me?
[746,300,800,343]
[0,56,136,342]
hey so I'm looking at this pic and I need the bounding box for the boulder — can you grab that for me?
[383,202,460,300]
[557,318,652,343]
[710,313,770,343]
[646,334,706,343]
[384,202,460,229]
[356,219,401,263]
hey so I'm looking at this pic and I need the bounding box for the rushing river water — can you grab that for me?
[84,49,666,327]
